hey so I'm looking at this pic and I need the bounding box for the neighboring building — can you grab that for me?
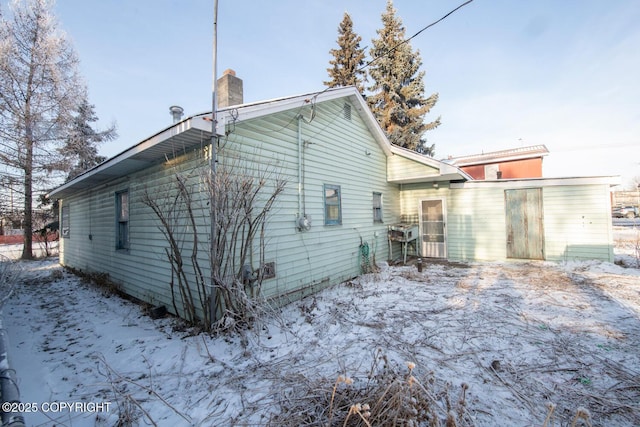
[611,190,640,208]
[445,145,549,180]
[48,84,618,322]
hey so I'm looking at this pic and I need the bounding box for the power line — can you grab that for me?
[406,1,473,46]
[360,0,474,72]
[308,0,473,107]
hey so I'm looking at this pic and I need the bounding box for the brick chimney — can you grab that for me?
[217,69,243,108]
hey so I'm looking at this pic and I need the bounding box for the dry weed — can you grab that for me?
[267,351,473,426]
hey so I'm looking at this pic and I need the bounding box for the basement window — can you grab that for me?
[116,190,130,250]
[324,184,342,225]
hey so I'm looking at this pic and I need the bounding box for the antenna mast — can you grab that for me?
[209,0,219,324]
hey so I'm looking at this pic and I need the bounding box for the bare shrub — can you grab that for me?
[0,254,22,308]
[205,154,286,333]
[267,351,473,426]
[143,149,286,332]
[34,229,59,258]
[143,171,211,328]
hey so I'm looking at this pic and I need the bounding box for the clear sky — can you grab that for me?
[16,0,640,186]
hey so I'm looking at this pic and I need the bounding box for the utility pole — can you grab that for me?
[209,0,219,325]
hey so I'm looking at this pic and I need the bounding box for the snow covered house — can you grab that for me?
[48,86,462,319]
[48,85,618,321]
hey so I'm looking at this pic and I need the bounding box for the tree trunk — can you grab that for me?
[22,137,33,260]
[21,42,36,261]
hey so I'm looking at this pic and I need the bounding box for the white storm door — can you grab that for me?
[419,199,446,258]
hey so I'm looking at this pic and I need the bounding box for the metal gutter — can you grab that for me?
[449,175,621,189]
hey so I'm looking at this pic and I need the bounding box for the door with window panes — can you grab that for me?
[419,199,446,258]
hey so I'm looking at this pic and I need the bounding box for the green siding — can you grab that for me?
[400,184,508,261]
[399,181,613,263]
[60,150,209,316]
[58,92,615,322]
[542,184,613,261]
[222,99,399,301]
[59,97,399,318]
[387,155,439,182]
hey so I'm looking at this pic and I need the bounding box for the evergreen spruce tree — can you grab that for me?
[61,98,117,181]
[368,0,440,154]
[324,12,366,93]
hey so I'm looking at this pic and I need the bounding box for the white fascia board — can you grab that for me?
[48,116,210,199]
[219,86,394,157]
[452,152,550,167]
[220,87,355,122]
[349,92,393,157]
[450,175,621,189]
[390,145,472,181]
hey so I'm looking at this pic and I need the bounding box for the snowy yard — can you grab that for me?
[1,228,639,426]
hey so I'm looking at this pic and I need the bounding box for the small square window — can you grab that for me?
[324,184,342,225]
[116,190,129,250]
[373,192,383,223]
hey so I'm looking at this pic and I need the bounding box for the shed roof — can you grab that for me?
[49,86,469,199]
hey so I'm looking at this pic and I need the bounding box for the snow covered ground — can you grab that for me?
[1,228,639,426]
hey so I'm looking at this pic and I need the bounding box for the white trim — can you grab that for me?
[451,151,549,167]
[445,144,549,167]
[49,116,209,198]
[49,86,472,199]
[450,175,621,189]
[389,145,473,181]
[418,197,447,259]
[218,87,393,157]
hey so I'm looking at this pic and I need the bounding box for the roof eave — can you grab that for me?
[450,175,621,189]
[389,145,473,182]
[451,152,550,167]
[48,115,211,199]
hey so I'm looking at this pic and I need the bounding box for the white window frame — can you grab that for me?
[373,192,383,223]
[116,190,130,250]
